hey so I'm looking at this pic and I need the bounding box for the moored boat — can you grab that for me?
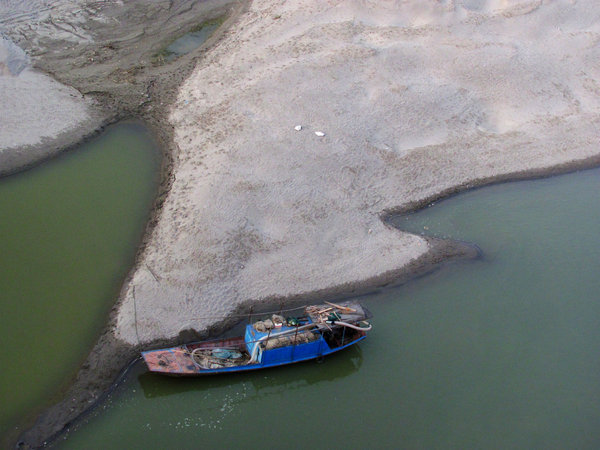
[142,301,372,375]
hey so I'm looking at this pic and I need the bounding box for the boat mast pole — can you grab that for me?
[266,328,271,349]
[291,324,299,361]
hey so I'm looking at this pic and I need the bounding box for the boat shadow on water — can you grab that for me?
[137,344,364,400]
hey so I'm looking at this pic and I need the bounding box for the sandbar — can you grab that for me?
[119,0,600,345]
[6,0,600,447]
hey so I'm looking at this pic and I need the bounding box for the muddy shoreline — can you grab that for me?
[15,158,600,449]
[4,0,600,447]
[16,150,600,447]
[17,235,480,449]
[2,1,247,447]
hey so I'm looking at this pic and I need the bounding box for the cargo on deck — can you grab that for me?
[142,301,372,376]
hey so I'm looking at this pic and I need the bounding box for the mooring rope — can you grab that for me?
[129,300,311,346]
[132,286,140,346]
[184,304,311,323]
[131,302,366,345]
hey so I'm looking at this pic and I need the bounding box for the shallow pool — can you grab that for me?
[163,17,224,62]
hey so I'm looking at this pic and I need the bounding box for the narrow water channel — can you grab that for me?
[56,168,600,448]
[0,123,160,440]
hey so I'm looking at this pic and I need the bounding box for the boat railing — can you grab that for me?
[173,320,369,355]
[164,302,371,364]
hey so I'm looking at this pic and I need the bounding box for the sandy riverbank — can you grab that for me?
[117,0,600,345]
[0,36,103,176]
[1,1,243,447]
[8,0,600,447]
[0,0,239,176]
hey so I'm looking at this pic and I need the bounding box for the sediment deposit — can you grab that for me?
[0,0,237,175]
[116,0,600,345]
[6,0,600,446]
[0,36,102,175]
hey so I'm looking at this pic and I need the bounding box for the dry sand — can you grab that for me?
[115,0,600,346]
[8,0,600,446]
[0,36,103,175]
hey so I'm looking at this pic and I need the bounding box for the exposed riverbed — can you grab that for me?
[0,0,240,176]
[2,0,600,447]
[54,168,600,449]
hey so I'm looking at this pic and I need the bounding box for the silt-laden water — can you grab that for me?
[56,168,600,448]
[0,123,159,439]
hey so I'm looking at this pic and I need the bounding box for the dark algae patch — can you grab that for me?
[56,168,600,449]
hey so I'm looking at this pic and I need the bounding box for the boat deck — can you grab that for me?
[141,301,371,376]
[143,337,248,375]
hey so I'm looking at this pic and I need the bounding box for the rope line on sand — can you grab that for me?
[131,303,364,340]
[146,318,371,359]
[129,300,310,344]
[184,304,312,323]
[132,286,140,346]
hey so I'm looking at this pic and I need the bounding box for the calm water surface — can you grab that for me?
[164,18,224,61]
[59,168,600,449]
[0,123,159,438]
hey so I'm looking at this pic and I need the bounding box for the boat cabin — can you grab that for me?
[142,301,372,375]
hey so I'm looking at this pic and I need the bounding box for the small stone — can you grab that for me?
[294,125,302,131]
[315,131,325,137]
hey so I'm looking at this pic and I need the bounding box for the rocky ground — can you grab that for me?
[4,0,600,447]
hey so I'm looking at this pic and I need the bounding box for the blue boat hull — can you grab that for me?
[142,301,372,376]
[142,330,366,376]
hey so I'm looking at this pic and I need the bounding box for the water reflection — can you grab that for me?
[56,168,600,449]
[138,345,363,399]
[158,17,224,63]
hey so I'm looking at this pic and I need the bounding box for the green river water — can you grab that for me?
[55,168,600,449]
[0,123,160,440]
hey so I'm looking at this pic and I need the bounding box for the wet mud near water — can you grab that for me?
[0,0,243,177]
[5,0,600,447]
[56,168,600,449]
[12,145,600,449]
[22,236,480,449]
[1,1,248,448]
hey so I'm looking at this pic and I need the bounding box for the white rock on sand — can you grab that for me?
[116,0,600,344]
